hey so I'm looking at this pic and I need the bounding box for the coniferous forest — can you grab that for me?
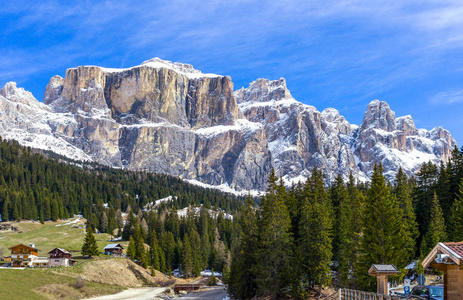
[1,136,463,298]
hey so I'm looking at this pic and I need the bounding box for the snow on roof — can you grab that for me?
[104,243,123,250]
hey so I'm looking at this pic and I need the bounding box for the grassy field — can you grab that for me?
[0,268,124,300]
[0,217,175,299]
[0,217,128,257]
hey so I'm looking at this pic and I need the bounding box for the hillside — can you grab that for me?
[0,137,243,227]
[0,217,120,257]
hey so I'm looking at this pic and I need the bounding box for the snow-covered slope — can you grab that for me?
[0,58,457,192]
[236,79,456,183]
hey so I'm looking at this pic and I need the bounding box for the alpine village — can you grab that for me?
[1,2,463,300]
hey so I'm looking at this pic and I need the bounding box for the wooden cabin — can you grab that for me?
[8,243,43,267]
[48,248,76,267]
[104,244,124,256]
[423,242,463,300]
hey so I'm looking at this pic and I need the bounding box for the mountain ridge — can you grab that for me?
[0,58,456,191]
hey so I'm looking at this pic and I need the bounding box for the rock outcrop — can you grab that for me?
[0,58,457,191]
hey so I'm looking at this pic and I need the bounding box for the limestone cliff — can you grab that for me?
[0,58,457,191]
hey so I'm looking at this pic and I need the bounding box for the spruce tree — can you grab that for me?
[254,169,293,298]
[2,195,9,222]
[420,193,447,256]
[81,228,99,257]
[337,173,363,288]
[229,195,258,299]
[127,236,136,259]
[448,180,463,241]
[297,168,333,292]
[357,164,407,291]
[394,167,418,264]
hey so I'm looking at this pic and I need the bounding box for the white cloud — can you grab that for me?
[429,90,463,105]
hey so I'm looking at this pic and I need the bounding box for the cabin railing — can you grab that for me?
[322,289,423,300]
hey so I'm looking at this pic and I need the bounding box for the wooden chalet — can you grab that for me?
[48,248,76,267]
[8,243,47,268]
[104,243,124,256]
[423,242,463,300]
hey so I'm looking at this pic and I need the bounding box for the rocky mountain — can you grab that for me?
[0,58,456,191]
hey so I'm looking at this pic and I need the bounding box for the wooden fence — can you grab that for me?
[340,289,421,300]
[174,284,202,292]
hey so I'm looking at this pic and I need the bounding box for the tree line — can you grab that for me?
[228,146,463,298]
[0,136,243,226]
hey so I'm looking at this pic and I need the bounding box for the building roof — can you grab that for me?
[48,248,71,255]
[422,242,463,268]
[8,243,38,252]
[443,242,463,258]
[368,264,399,276]
[104,243,124,250]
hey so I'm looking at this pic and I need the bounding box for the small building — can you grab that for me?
[368,264,399,295]
[104,243,124,256]
[48,248,76,267]
[422,242,463,300]
[8,243,47,268]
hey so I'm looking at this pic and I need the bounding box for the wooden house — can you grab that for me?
[48,248,76,267]
[8,243,47,268]
[423,242,463,300]
[104,243,124,256]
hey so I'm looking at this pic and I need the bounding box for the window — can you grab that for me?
[55,260,60,262]
[429,288,443,297]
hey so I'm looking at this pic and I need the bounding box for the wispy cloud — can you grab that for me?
[429,90,463,105]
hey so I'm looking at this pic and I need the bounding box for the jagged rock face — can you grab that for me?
[0,58,457,191]
[0,59,270,191]
[237,79,456,183]
[235,78,291,104]
[353,100,455,178]
[237,79,366,183]
[44,75,65,105]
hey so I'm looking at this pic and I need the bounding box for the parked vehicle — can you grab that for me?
[408,285,444,300]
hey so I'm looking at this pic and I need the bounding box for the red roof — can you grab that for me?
[444,242,463,258]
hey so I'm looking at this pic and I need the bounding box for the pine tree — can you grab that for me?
[133,224,146,266]
[254,169,293,298]
[229,195,258,299]
[394,167,418,264]
[2,195,9,222]
[127,236,136,259]
[357,164,407,291]
[51,199,59,221]
[100,212,108,233]
[337,173,363,288]
[81,228,99,257]
[297,168,333,292]
[448,180,463,241]
[149,232,160,270]
[182,233,194,277]
[420,193,447,256]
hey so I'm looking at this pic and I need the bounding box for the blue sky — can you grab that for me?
[1,0,462,145]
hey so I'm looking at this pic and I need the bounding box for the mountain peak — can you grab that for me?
[361,99,396,132]
[0,82,42,108]
[235,77,292,103]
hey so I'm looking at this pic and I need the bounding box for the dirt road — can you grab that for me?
[85,287,166,300]
[85,286,228,300]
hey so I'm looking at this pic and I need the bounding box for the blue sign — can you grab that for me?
[404,286,410,294]
[417,274,426,285]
